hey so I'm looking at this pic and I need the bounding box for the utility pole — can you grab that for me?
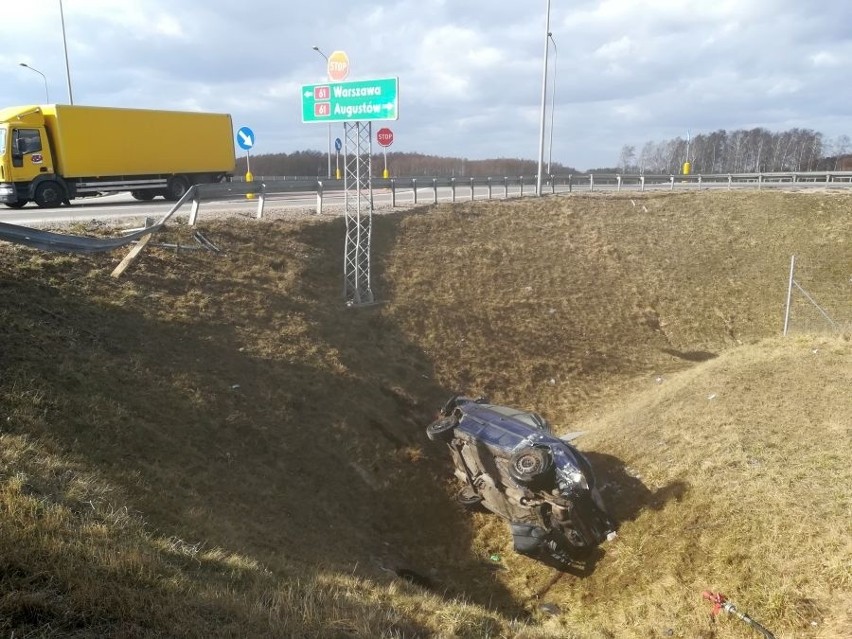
[536,0,552,196]
[59,0,74,104]
[311,46,333,179]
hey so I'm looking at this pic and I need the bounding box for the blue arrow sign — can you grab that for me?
[236,126,255,150]
[335,137,342,152]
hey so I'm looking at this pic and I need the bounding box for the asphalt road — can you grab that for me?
[3,176,846,228]
[1,184,555,227]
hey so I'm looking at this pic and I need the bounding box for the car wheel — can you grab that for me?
[509,446,554,487]
[426,416,456,442]
[4,201,28,208]
[34,181,64,208]
[457,486,484,509]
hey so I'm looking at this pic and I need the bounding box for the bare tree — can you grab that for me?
[619,145,637,173]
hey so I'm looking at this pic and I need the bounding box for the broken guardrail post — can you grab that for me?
[188,185,202,226]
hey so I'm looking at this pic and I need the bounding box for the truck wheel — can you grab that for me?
[164,176,190,201]
[34,182,64,209]
[4,201,28,209]
[131,190,156,201]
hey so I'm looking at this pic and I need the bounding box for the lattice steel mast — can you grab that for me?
[342,121,374,305]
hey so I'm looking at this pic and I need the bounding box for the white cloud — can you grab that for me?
[0,0,850,169]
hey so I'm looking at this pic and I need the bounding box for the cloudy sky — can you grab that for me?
[1,0,850,170]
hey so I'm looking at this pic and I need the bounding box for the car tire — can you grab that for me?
[509,446,554,487]
[456,486,484,509]
[4,201,28,208]
[131,190,156,201]
[426,416,456,442]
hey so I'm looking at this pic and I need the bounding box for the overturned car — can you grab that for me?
[427,396,616,569]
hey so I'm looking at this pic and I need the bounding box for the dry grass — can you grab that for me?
[0,190,849,637]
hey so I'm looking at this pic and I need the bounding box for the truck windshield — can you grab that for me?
[0,128,6,155]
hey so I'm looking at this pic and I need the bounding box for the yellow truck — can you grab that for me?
[0,104,236,208]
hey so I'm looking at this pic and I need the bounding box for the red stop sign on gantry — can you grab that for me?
[376,128,394,147]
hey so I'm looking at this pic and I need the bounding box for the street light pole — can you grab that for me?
[58,0,74,104]
[19,63,50,103]
[547,33,557,177]
[536,0,552,197]
[312,45,333,180]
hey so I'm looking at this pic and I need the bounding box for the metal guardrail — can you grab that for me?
[214,171,852,214]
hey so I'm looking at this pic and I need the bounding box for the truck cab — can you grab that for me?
[0,107,61,208]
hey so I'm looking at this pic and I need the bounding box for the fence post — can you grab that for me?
[728,174,733,190]
[391,178,396,207]
[470,177,475,201]
[568,174,573,192]
[551,174,556,194]
[504,177,509,199]
[520,176,524,197]
[617,175,622,192]
[826,173,831,184]
[669,175,674,191]
[640,175,645,192]
[783,255,796,336]
[412,178,417,204]
[698,174,702,188]
[487,177,492,199]
[316,180,323,215]
[758,173,763,190]
[590,174,595,192]
[256,183,266,219]
[451,177,456,202]
[432,178,438,204]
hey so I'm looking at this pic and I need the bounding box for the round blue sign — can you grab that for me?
[334,137,342,152]
[236,126,255,151]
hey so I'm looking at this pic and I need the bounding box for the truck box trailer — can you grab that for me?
[0,104,236,208]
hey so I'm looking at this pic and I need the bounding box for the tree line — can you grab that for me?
[235,151,575,178]
[616,128,851,175]
[233,127,851,177]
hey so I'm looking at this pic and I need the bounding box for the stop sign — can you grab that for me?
[377,127,394,147]
[327,50,350,82]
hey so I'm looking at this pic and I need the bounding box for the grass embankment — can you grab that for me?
[0,191,849,637]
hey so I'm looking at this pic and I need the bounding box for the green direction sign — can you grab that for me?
[301,77,398,123]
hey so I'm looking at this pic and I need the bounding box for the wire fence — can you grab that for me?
[783,255,851,335]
